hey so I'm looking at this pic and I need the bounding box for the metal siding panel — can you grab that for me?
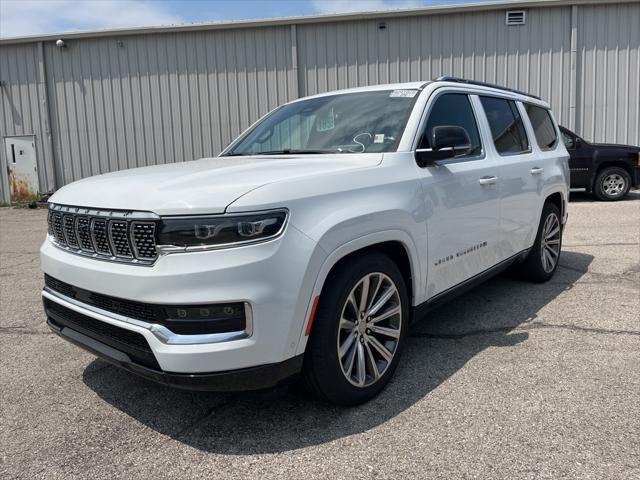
[3,4,638,199]
[0,43,55,201]
[577,2,640,143]
[297,8,572,122]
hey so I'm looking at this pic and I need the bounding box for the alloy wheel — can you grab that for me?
[541,212,561,273]
[602,173,626,197]
[337,272,402,387]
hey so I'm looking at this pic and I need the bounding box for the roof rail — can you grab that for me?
[435,76,541,100]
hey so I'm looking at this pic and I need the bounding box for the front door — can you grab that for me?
[414,92,502,298]
[561,129,592,188]
[4,135,38,202]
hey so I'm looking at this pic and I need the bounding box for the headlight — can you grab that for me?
[157,209,288,251]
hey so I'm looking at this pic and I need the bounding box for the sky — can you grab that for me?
[0,0,486,39]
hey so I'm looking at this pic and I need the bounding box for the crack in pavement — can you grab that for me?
[0,326,51,335]
[172,395,239,440]
[411,321,640,339]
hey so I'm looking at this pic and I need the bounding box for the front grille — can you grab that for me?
[47,204,158,265]
[44,298,160,370]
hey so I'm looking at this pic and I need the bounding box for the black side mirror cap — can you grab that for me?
[415,148,453,167]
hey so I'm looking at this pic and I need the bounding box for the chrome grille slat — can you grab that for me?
[62,214,79,248]
[91,218,112,255]
[52,213,66,245]
[47,204,159,266]
[131,222,158,260]
[108,221,134,258]
[75,217,94,251]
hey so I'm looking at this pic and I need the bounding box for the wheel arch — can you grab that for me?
[294,231,421,355]
[592,161,634,191]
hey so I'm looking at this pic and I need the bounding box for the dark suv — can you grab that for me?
[560,126,640,201]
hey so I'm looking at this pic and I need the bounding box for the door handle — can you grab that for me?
[478,175,498,186]
[530,167,544,175]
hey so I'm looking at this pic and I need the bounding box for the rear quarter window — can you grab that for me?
[525,104,558,151]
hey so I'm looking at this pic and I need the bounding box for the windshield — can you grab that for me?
[224,89,419,156]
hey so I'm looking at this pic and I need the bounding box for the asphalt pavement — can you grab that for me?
[1,191,639,479]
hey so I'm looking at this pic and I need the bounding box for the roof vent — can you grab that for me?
[506,10,526,26]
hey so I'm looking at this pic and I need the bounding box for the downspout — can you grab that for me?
[569,4,579,132]
[37,40,57,193]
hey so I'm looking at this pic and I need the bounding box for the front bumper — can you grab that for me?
[47,315,303,391]
[41,223,326,376]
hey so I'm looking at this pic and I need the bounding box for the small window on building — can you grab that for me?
[480,96,530,155]
[525,104,558,151]
[420,93,482,157]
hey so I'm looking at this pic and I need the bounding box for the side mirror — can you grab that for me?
[415,125,472,167]
[574,138,582,149]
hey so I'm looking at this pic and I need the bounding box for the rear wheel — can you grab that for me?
[518,202,562,283]
[594,167,631,201]
[302,252,409,405]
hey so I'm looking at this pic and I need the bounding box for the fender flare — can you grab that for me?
[293,229,423,356]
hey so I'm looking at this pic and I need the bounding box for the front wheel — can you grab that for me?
[518,202,563,283]
[302,252,409,405]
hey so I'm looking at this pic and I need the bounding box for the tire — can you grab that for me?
[518,202,563,283]
[594,166,631,201]
[302,251,409,405]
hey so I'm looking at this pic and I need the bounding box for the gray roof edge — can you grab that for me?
[0,0,633,45]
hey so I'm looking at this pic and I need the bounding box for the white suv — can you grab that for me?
[41,77,569,405]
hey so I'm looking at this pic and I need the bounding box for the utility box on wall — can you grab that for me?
[4,135,38,202]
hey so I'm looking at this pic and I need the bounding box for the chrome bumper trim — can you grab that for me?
[42,287,253,346]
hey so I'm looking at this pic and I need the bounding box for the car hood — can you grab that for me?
[49,154,382,215]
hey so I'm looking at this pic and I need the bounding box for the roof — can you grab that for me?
[0,0,630,45]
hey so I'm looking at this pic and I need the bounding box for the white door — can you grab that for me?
[415,92,502,298]
[4,135,38,202]
[476,96,542,257]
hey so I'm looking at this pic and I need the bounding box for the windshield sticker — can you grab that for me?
[389,89,418,98]
[315,107,335,132]
[373,134,385,143]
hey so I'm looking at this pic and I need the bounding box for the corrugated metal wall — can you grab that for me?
[297,7,573,126]
[1,1,639,202]
[577,2,640,144]
[0,42,56,198]
[43,26,295,187]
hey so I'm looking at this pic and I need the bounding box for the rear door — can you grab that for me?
[414,91,502,298]
[477,96,542,258]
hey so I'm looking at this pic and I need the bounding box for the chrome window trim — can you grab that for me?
[42,287,253,345]
[478,94,532,157]
[411,88,487,164]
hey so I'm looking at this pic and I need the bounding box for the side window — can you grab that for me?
[525,104,558,151]
[480,96,530,155]
[419,93,482,157]
[561,131,575,149]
